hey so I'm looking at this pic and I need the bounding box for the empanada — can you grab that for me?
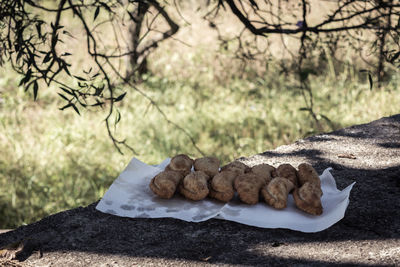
[221,160,250,175]
[293,182,323,215]
[262,177,294,209]
[194,156,220,177]
[208,170,237,202]
[250,163,276,184]
[165,154,193,176]
[149,171,184,199]
[234,173,266,205]
[179,171,210,201]
[276,163,298,187]
[297,163,320,187]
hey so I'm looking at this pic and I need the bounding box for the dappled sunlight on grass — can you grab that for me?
[1,66,399,228]
[1,8,400,228]
[1,60,399,228]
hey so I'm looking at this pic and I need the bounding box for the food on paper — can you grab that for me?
[209,170,238,202]
[165,154,193,176]
[297,163,321,187]
[149,171,184,199]
[220,160,250,175]
[262,177,295,209]
[276,163,298,187]
[149,155,326,216]
[193,156,220,177]
[234,173,266,205]
[250,163,275,184]
[179,171,210,201]
[293,163,323,215]
[293,182,323,215]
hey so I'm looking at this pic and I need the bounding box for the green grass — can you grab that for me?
[1,39,400,228]
[1,0,399,229]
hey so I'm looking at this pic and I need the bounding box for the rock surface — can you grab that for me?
[1,115,400,266]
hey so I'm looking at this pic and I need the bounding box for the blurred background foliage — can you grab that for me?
[0,0,399,228]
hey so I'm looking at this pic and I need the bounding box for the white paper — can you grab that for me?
[96,158,355,233]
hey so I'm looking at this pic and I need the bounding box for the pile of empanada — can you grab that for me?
[149,154,323,215]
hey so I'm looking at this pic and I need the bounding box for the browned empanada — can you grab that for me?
[276,164,298,187]
[250,163,275,184]
[179,171,210,201]
[208,170,237,202]
[149,171,184,199]
[293,182,323,215]
[194,156,220,177]
[234,173,266,205]
[221,160,250,175]
[165,154,193,176]
[262,177,295,209]
[297,163,321,187]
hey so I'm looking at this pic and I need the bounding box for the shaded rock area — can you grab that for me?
[1,114,400,266]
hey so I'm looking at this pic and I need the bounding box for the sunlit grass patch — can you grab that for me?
[1,24,400,228]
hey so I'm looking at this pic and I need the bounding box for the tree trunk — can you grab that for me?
[126,1,150,80]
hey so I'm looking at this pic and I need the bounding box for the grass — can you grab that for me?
[1,58,399,228]
[0,3,399,228]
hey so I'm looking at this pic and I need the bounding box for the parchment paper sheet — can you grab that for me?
[96,158,355,233]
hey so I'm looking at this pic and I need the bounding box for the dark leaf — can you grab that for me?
[24,81,33,92]
[33,80,38,100]
[71,104,80,115]
[19,77,27,87]
[92,72,100,78]
[73,75,86,81]
[94,84,104,96]
[115,92,127,102]
[368,73,373,90]
[36,22,42,38]
[360,70,373,90]
[78,82,86,88]
[91,101,105,107]
[43,53,51,63]
[304,35,312,41]
[115,110,121,125]
[127,10,138,23]
[71,90,78,98]
[94,6,100,21]
[62,63,71,76]
[299,107,310,111]
[61,52,72,56]
[60,103,73,110]
[57,93,69,101]
[60,87,74,96]
[62,30,73,38]
[390,51,400,63]
[83,67,92,74]
[25,69,32,83]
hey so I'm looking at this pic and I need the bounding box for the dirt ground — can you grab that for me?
[1,114,399,266]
